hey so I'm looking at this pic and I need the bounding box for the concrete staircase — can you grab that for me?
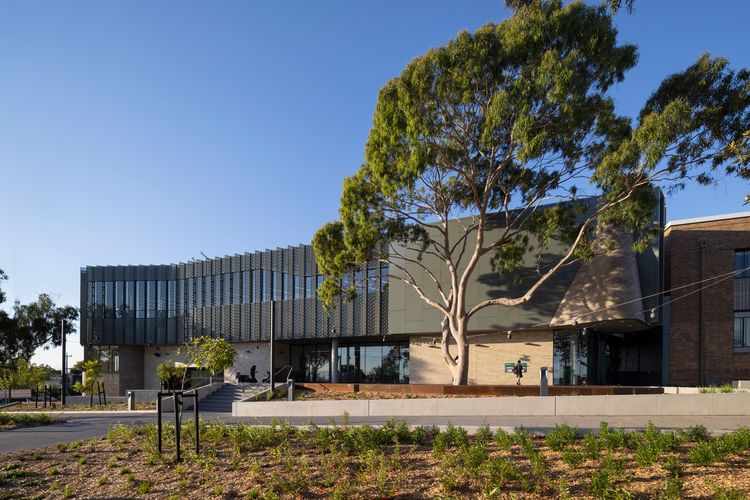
[198,383,265,413]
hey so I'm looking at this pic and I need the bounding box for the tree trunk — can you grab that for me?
[441,316,470,385]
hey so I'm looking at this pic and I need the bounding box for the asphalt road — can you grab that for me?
[1,412,748,454]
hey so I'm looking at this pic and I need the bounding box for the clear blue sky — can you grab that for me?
[0,1,747,368]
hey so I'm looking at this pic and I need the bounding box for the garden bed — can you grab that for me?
[3,402,155,412]
[1,420,749,498]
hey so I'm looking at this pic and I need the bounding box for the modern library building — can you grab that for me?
[80,198,750,395]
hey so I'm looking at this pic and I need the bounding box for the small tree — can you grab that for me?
[72,360,102,406]
[314,1,750,384]
[156,360,186,392]
[178,336,237,387]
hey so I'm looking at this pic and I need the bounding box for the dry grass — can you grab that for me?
[0,421,748,499]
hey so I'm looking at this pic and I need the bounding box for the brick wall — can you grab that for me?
[409,330,553,385]
[666,216,750,385]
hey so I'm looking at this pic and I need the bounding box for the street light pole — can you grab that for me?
[269,299,275,392]
[61,319,66,406]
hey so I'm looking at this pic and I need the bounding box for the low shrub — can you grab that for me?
[688,441,722,465]
[545,424,578,451]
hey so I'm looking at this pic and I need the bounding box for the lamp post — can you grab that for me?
[61,319,66,406]
[269,300,275,392]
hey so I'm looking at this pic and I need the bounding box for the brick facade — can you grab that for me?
[666,215,750,385]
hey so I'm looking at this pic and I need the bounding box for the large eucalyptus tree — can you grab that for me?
[314,0,750,384]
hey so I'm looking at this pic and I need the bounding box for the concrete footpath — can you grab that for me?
[1,412,749,454]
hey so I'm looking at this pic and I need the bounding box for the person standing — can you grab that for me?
[513,359,524,385]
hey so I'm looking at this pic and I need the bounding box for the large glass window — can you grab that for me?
[380,265,389,291]
[168,280,176,318]
[284,273,292,300]
[104,281,114,318]
[146,281,156,318]
[114,281,124,318]
[136,281,145,319]
[194,277,202,309]
[232,272,240,305]
[305,276,313,298]
[157,280,167,316]
[734,250,750,351]
[125,281,134,317]
[94,346,119,373]
[253,269,262,303]
[176,279,184,317]
[214,274,222,306]
[242,271,250,303]
[553,330,589,385]
[223,273,231,305]
[263,270,271,302]
[294,275,302,300]
[203,275,211,307]
[273,271,282,300]
[87,282,95,319]
[298,342,410,384]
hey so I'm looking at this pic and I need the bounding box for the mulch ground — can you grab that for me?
[0,422,748,499]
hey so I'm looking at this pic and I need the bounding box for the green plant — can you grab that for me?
[475,424,493,444]
[77,456,87,465]
[561,448,586,468]
[56,443,68,453]
[634,440,659,467]
[136,480,152,494]
[590,470,614,499]
[545,424,579,451]
[662,476,683,499]
[432,424,469,454]
[679,424,711,442]
[62,484,74,498]
[47,466,59,476]
[97,476,108,486]
[495,428,513,450]
[714,486,745,500]
[687,441,722,465]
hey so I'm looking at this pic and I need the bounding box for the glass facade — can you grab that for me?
[291,342,409,384]
[81,245,388,346]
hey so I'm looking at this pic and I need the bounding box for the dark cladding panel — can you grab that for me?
[80,270,88,346]
[80,243,389,347]
[262,251,271,271]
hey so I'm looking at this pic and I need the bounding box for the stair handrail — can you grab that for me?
[271,365,293,385]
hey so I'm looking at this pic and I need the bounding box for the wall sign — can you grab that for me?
[504,362,528,373]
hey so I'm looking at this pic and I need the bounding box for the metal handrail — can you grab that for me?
[272,365,293,384]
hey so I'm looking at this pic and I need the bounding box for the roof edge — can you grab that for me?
[665,211,750,230]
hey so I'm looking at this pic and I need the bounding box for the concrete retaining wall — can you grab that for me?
[233,393,750,418]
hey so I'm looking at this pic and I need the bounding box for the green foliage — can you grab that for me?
[714,486,746,500]
[0,273,78,368]
[174,336,237,390]
[155,360,186,391]
[0,359,51,394]
[545,424,579,451]
[0,412,59,428]
[313,0,750,385]
[71,360,102,396]
[432,423,470,454]
[699,384,735,393]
